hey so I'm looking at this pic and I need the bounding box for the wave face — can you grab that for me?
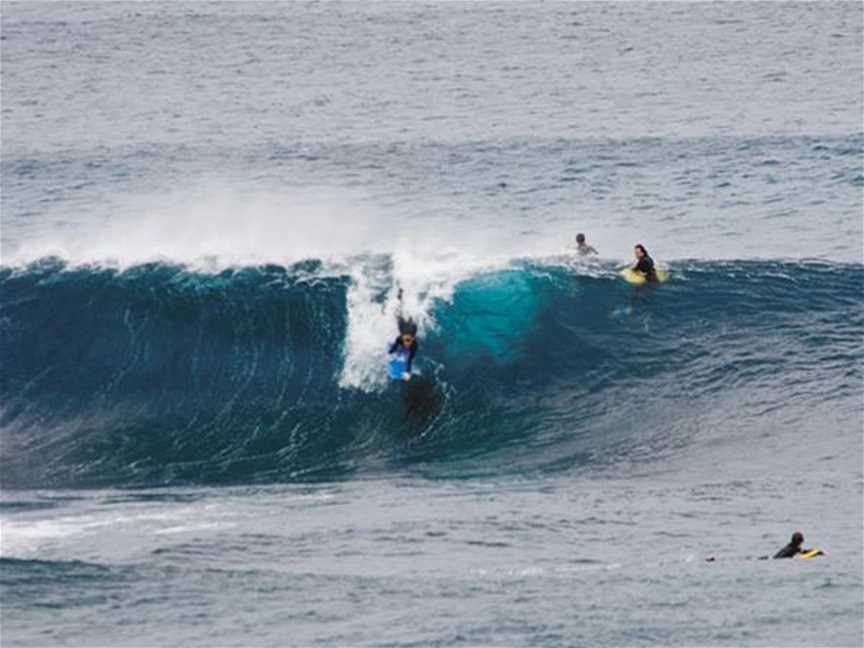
[1,258,861,488]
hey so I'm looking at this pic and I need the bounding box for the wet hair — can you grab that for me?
[790,531,804,547]
[634,244,648,256]
[576,233,586,244]
[398,317,418,337]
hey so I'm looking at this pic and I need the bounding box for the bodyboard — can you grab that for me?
[621,267,669,284]
[797,549,825,560]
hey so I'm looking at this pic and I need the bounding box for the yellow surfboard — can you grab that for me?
[620,267,669,284]
[797,549,825,560]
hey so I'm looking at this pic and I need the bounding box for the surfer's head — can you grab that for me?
[790,531,804,548]
[576,233,586,244]
[401,334,415,348]
[634,244,648,259]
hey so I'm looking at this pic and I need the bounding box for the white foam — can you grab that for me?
[337,243,511,392]
[3,185,392,270]
[338,259,396,391]
[0,510,175,558]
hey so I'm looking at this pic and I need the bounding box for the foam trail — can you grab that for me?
[338,243,512,391]
[339,256,397,391]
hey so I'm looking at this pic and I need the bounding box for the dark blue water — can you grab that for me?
[2,258,862,489]
[1,2,862,646]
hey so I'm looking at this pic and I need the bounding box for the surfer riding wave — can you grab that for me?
[388,288,418,381]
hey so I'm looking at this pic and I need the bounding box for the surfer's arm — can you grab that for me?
[404,341,418,373]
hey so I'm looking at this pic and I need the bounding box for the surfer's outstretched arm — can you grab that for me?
[395,289,418,336]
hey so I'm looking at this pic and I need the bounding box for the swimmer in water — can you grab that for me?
[574,233,598,256]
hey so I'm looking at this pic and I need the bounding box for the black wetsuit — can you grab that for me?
[635,255,658,282]
[388,337,418,373]
[772,542,802,559]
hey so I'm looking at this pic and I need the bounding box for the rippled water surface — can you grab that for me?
[1,2,862,646]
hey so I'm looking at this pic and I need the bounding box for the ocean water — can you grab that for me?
[1,2,863,647]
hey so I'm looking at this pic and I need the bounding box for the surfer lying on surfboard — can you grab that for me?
[771,531,825,559]
[704,530,826,562]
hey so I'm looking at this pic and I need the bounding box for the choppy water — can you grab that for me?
[1,2,862,647]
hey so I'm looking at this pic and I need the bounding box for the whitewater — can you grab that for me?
[1,2,862,647]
